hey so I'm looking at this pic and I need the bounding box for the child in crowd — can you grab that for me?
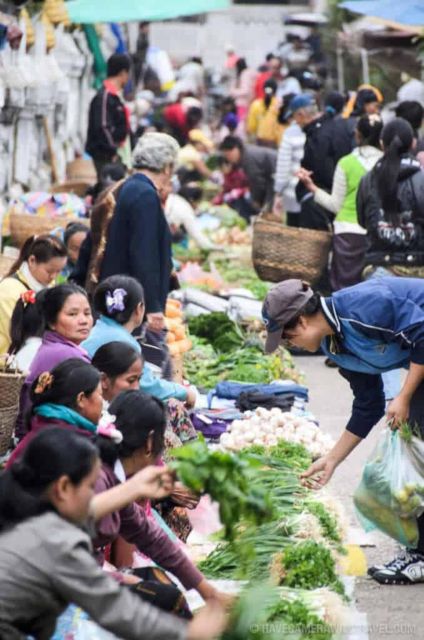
[0,427,225,639]
[8,289,46,372]
[61,222,89,281]
[213,157,256,220]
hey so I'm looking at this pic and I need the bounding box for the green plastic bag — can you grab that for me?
[354,428,424,546]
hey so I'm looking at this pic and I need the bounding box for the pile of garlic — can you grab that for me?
[219,407,334,459]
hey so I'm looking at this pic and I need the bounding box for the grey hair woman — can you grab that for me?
[132,132,180,177]
[86,132,180,334]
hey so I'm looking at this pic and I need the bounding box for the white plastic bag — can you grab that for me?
[354,427,424,546]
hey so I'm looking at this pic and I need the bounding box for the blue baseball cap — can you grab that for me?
[286,93,315,118]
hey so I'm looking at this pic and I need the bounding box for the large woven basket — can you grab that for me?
[0,368,26,408]
[10,212,88,248]
[0,404,19,455]
[66,158,97,184]
[252,216,332,284]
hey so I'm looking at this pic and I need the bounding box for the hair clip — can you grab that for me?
[96,413,123,444]
[20,290,36,306]
[34,371,54,394]
[105,288,127,314]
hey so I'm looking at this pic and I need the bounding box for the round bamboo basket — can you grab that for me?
[66,158,97,184]
[252,216,332,285]
[10,212,89,248]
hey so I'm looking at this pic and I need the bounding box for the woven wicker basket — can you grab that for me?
[10,212,88,248]
[0,404,19,455]
[0,368,26,408]
[66,158,97,184]
[252,216,332,284]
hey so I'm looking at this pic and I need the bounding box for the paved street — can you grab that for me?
[298,356,423,640]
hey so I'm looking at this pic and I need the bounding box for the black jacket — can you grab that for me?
[99,174,172,314]
[241,144,277,209]
[296,113,353,202]
[357,157,424,266]
[86,87,128,161]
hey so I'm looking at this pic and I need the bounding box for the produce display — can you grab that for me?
[188,312,244,353]
[221,583,333,640]
[196,439,345,603]
[213,261,271,300]
[210,226,251,245]
[170,436,273,540]
[165,299,192,356]
[220,408,334,459]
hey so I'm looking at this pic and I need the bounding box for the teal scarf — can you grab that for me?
[34,403,97,433]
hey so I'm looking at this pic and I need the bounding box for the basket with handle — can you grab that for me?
[0,357,25,455]
[0,357,26,409]
[252,214,332,285]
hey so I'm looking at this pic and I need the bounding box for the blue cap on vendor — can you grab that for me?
[262,279,314,353]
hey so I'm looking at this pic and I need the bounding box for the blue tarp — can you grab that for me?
[340,0,424,26]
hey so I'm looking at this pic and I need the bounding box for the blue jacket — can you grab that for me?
[82,316,188,402]
[320,277,424,438]
[99,173,172,314]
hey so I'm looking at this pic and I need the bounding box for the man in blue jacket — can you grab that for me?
[263,277,424,585]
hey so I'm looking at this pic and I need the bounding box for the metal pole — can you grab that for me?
[360,47,370,84]
[337,46,345,93]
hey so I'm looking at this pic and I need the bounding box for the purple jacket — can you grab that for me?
[15,331,90,440]
[94,464,203,591]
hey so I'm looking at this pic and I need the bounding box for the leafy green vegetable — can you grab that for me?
[184,337,302,390]
[213,260,271,299]
[188,312,244,353]
[172,245,210,263]
[170,436,273,540]
[305,502,342,545]
[222,583,332,640]
[279,541,345,596]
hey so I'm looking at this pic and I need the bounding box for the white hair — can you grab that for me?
[132,133,180,172]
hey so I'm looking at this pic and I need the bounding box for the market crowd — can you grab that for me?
[2,23,424,638]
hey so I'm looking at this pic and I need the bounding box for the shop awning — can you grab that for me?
[65,0,230,24]
[340,0,424,28]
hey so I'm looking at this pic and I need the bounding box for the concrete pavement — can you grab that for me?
[297,356,423,640]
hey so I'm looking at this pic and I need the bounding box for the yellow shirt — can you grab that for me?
[0,272,29,355]
[246,97,285,147]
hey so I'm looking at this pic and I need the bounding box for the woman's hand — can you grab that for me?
[296,168,317,193]
[147,312,165,333]
[187,600,228,640]
[300,455,338,489]
[130,466,175,500]
[196,580,234,608]
[386,394,411,429]
[171,482,200,509]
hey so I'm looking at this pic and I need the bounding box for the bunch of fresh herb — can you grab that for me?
[278,540,345,596]
[170,436,273,540]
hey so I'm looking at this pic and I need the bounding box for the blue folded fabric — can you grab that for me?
[207,381,308,408]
